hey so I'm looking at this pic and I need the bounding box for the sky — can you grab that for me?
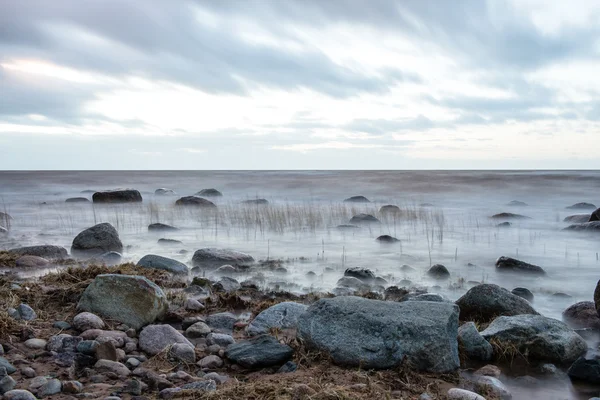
[0,0,599,170]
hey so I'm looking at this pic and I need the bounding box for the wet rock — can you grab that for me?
[155,188,176,196]
[349,214,380,224]
[37,379,61,398]
[475,365,501,378]
[458,322,493,361]
[564,221,600,231]
[344,196,370,203]
[344,267,376,282]
[180,380,217,391]
[507,200,528,207]
[400,264,416,273]
[9,304,36,321]
[297,296,459,372]
[71,223,123,257]
[241,198,269,205]
[213,277,241,293]
[552,292,572,299]
[225,335,293,368]
[481,314,587,363]
[198,355,223,369]
[379,204,401,214]
[402,293,448,303]
[567,357,600,383]
[192,248,254,270]
[139,325,192,356]
[76,340,99,356]
[567,202,597,210]
[384,286,409,302]
[456,284,538,323]
[564,214,591,223]
[490,213,531,220]
[126,358,141,369]
[590,208,600,222]
[3,390,38,400]
[148,223,178,232]
[495,257,546,275]
[97,251,122,265]
[15,256,49,268]
[184,299,204,311]
[53,321,71,330]
[0,376,16,394]
[336,276,370,291]
[93,189,142,203]
[95,341,118,361]
[196,188,222,197]
[206,333,235,347]
[169,343,196,363]
[185,322,211,338]
[376,235,400,243]
[94,360,131,377]
[247,302,308,336]
[175,196,216,208]
[496,222,511,228]
[73,312,105,331]
[66,197,90,203]
[427,264,450,280]
[447,388,486,400]
[158,238,183,246]
[511,287,534,302]
[77,274,168,330]
[472,376,511,400]
[24,339,47,350]
[277,360,297,373]
[9,245,68,259]
[137,254,188,275]
[206,312,237,333]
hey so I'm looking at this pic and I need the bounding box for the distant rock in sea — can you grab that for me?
[93,189,143,203]
[343,195,370,203]
[566,202,596,210]
[175,196,217,208]
[196,188,223,197]
[490,212,531,220]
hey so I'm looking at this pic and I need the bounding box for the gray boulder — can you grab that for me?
[148,223,178,232]
[155,188,176,196]
[65,197,89,203]
[564,214,591,223]
[567,202,597,210]
[456,284,538,323]
[247,302,308,336]
[139,325,193,356]
[458,322,493,362]
[15,256,49,268]
[213,277,241,293]
[137,254,188,275]
[344,196,370,203]
[206,333,235,347]
[480,314,587,364]
[567,357,600,383]
[77,274,168,330]
[92,189,142,203]
[343,267,375,282]
[379,205,401,214]
[376,235,400,243]
[427,264,450,279]
[196,189,222,197]
[562,301,600,330]
[564,221,600,231]
[71,223,123,257]
[297,296,459,372]
[192,248,254,270]
[9,245,68,259]
[175,196,216,208]
[495,257,546,275]
[225,335,293,368]
[72,312,105,331]
[0,357,16,374]
[349,214,380,224]
[511,287,533,302]
[206,312,237,333]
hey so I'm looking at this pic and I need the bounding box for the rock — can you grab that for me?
[379,205,401,214]
[496,222,511,228]
[206,333,235,347]
[349,214,380,224]
[376,235,400,243]
[297,296,459,372]
[10,304,36,321]
[277,361,297,373]
[198,355,223,369]
[158,238,183,246]
[336,276,370,291]
[77,274,168,330]
[92,189,143,203]
[155,188,176,196]
[94,360,131,377]
[447,388,486,400]
[73,312,106,331]
[563,301,600,329]
[590,208,600,221]
[192,248,254,270]
[47,334,82,352]
[475,365,501,378]
[137,254,188,275]
[241,199,269,205]
[213,277,241,293]
[336,224,360,230]
[511,287,534,302]
[3,390,38,400]
[215,265,237,275]
[37,379,61,398]
[175,196,216,208]
[495,257,546,275]
[472,376,511,400]
[0,226,7,235]
[490,213,530,220]
[20,368,35,378]
[139,325,192,356]
[225,335,293,368]
[148,223,178,232]
[458,322,493,361]
[76,340,99,355]
[567,202,597,210]
[344,267,375,282]
[95,341,118,361]
[180,380,217,391]
[182,316,206,330]
[9,245,68,259]
[564,221,600,231]
[126,358,140,369]
[344,196,370,203]
[456,284,538,323]
[66,197,90,203]
[122,379,144,396]
[71,223,123,257]
[196,189,222,197]
[507,200,528,207]
[206,312,237,333]
[247,302,308,336]
[594,281,600,318]
[203,372,229,384]
[404,293,447,302]
[184,299,204,311]
[481,314,587,363]
[564,214,591,223]
[24,339,47,350]
[384,286,409,302]
[567,357,600,383]
[427,264,450,280]
[0,376,16,394]
[185,322,211,338]
[53,321,71,330]
[15,256,49,268]
[169,343,196,363]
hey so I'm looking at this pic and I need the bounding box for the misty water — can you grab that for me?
[1,170,600,399]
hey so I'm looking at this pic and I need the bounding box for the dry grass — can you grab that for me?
[487,338,528,366]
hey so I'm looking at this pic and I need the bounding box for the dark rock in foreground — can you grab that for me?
[376,234,400,243]
[490,213,531,220]
[225,335,293,368]
[427,264,450,280]
[566,202,596,210]
[562,301,600,330]
[297,296,459,372]
[175,196,216,208]
[196,188,223,197]
[511,287,534,302]
[148,223,178,232]
[137,254,188,275]
[65,197,90,203]
[495,256,546,275]
[456,284,538,323]
[241,199,269,205]
[563,214,590,223]
[349,213,380,224]
[567,357,600,383]
[9,245,68,259]
[92,189,142,203]
[344,195,370,203]
[192,248,254,270]
[71,223,123,257]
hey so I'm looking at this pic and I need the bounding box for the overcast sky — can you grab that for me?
[1,0,599,169]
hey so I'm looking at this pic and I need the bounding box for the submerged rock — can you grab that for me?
[495,256,546,275]
[92,189,142,203]
[71,223,123,257]
[225,335,293,368]
[241,199,269,205]
[196,188,223,197]
[155,188,176,196]
[563,214,590,223]
[77,274,168,329]
[481,314,587,364]
[343,195,370,203]
[379,205,401,214]
[137,254,188,275]
[349,213,380,224]
[566,202,597,210]
[158,238,183,246]
[490,213,531,220]
[376,235,400,243]
[511,287,534,302]
[297,296,459,372]
[456,284,538,323]
[192,248,254,270]
[507,200,528,207]
[562,301,600,329]
[247,302,308,336]
[148,223,178,232]
[175,196,216,207]
[65,197,90,203]
[9,245,68,259]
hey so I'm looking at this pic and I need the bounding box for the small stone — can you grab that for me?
[29,376,48,391]
[124,342,137,353]
[185,322,211,338]
[0,357,16,375]
[474,365,501,378]
[95,341,118,361]
[184,299,204,311]
[21,368,36,378]
[126,358,141,369]
[419,394,434,400]
[24,339,47,350]
[73,312,105,332]
[0,376,17,395]
[3,390,38,400]
[206,312,237,333]
[159,388,181,399]
[89,375,106,383]
[182,317,206,331]
[53,321,71,330]
[203,372,229,385]
[122,379,143,396]
[11,304,37,321]
[207,344,221,354]
[197,355,223,369]
[76,340,99,356]
[62,381,83,394]
[169,343,195,364]
[180,380,217,391]
[94,360,131,377]
[447,388,486,400]
[205,333,235,347]
[37,378,62,398]
[277,361,297,373]
[473,376,511,400]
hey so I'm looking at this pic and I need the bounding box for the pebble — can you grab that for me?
[29,376,48,391]
[124,342,138,353]
[37,378,62,398]
[474,365,501,378]
[3,390,38,400]
[205,333,235,347]
[0,376,17,395]
[126,358,141,369]
[159,388,181,399]
[184,299,204,311]
[94,360,131,377]
[90,375,106,383]
[24,339,47,350]
[207,344,221,354]
[185,322,211,338]
[122,379,144,396]
[62,381,83,394]
[0,358,17,374]
[169,344,196,364]
[203,372,229,385]
[197,355,223,370]
[10,304,37,321]
[21,368,36,378]
[53,321,71,330]
[277,361,297,373]
[447,388,486,400]
[77,340,99,356]
[95,341,118,361]
[73,312,105,332]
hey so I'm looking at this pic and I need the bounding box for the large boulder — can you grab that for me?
[9,245,68,259]
[480,314,587,364]
[137,254,188,275]
[92,189,142,203]
[567,357,600,383]
[71,223,123,257]
[427,264,450,280]
[562,301,600,330]
[495,257,546,275]
[456,284,538,323]
[247,302,308,336]
[566,202,597,210]
[192,248,254,270]
[297,296,459,372]
[344,196,370,203]
[139,325,193,356]
[77,274,168,330]
[349,214,380,224]
[225,335,293,368]
[175,196,216,208]
[196,189,223,197]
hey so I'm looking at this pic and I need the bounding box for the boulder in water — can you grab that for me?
[495,256,546,275]
[562,301,600,330]
[593,279,600,317]
[563,214,590,223]
[376,235,400,243]
[343,267,375,282]
[158,238,183,246]
[343,195,370,203]
[65,197,90,203]
[379,205,401,214]
[241,199,269,205]
[155,188,176,196]
[566,202,597,210]
[336,224,360,230]
[567,357,600,383]
[196,188,223,197]
[297,296,460,372]
[71,223,123,257]
[511,287,534,302]
[192,248,254,270]
[137,254,189,275]
[496,222,511,228]
[507,200,528,207]
[590,208,600,222]
[456,284,538,323]
[490,213,531,220]
[349,213,380,224]
[175,196,216,208]
[15,255,49,268]
[148,223,178,232]
[9,245,68,259]
[92,189,142,203]
[564,221,600,231]
[427,264,450,280]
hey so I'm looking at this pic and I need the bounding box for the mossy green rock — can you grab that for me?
[77,274,168,330]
